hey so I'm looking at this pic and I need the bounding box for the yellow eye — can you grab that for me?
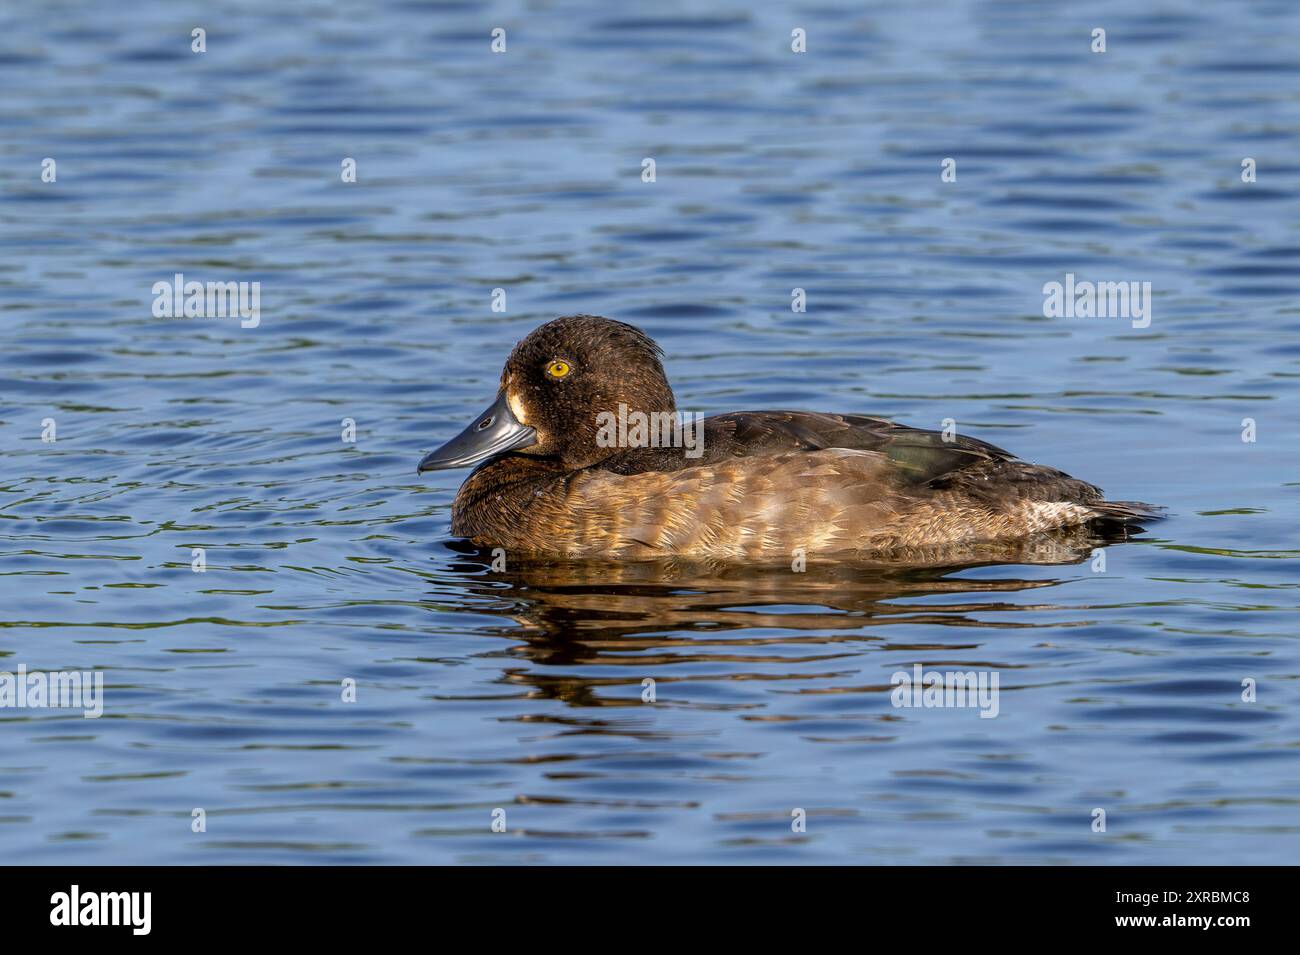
[545,359,572,379]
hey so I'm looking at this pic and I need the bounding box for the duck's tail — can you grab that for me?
[1087,499,1166,534]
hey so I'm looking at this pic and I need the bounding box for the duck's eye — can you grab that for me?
[545,359,572,379]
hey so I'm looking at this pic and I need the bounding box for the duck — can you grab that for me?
[418,314,1159,561]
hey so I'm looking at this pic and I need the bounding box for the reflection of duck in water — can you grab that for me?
[419,315,1159,561]
[430,546,1102,706]
[441,535,1108,641]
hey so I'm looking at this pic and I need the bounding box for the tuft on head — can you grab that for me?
[500,314,677,469]
[509,314,664,368]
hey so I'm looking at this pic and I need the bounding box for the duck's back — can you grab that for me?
[453,411,1156,560]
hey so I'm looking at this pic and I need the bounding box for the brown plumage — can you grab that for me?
[419,315,1160,562]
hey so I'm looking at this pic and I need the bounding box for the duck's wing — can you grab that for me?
[705,412,1163,527]
[602,409,1014,486]
[719,410,1016,485]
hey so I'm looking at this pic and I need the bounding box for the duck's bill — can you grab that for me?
[417,391,538,472]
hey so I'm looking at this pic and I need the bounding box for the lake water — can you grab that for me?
[1,0,1297,865]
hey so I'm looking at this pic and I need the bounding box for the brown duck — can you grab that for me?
[418,315,1158,561]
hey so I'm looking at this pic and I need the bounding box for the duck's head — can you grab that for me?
[418,314,676,473]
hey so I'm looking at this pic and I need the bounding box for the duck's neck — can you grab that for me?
[450,454,568,544]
